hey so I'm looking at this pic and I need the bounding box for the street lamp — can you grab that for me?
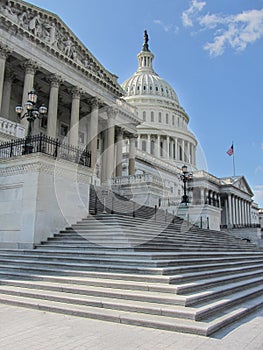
[181,165,193,205]
[16,89,47,153]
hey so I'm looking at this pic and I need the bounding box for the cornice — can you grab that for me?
[0,0,123,97]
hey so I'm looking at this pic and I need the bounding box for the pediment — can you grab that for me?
[221,176,254,196]
[0,0,122,95]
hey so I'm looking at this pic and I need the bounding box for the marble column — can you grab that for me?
[128,135,136,176]
[157,134,160,158]
[0,44,11,113]
[105,108,116,180]
[1,67,14,118]
[228,194,233,227]
[69,87,81,147]
[137,135,141,150]
[166,135,170,159]
[116,128,123,177]
[20,60,38,132]
[88,97,100,169]
[147,134,151,153]
[47,74,62,139]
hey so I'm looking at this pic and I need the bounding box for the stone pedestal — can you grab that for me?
[0,154,92,248]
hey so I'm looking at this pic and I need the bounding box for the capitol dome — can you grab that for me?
[121,31,197,171]
[122,34,179,104]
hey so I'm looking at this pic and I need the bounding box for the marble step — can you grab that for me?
[0,284,262,336]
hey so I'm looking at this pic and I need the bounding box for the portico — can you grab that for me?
[0,0,140,183]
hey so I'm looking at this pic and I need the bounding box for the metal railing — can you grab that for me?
[0,133,91,167]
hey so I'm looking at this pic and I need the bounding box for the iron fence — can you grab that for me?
[0,133,91,167]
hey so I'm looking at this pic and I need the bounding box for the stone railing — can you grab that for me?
[0,117,25,138]
[111,173,165,187]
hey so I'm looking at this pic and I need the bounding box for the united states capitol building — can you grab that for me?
[0,0,260,248]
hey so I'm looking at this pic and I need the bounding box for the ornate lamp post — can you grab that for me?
[181,165,193,205]
[16,89,47,153]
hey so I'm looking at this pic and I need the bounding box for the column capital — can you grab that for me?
[23,59,39,74]
[107,106,118,119]
[71,86,82,99]
[0,44,12,59]
[88,96,102,109]
[48,74,63,88]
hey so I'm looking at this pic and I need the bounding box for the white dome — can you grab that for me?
[121,39,179,104]
[122,71,179,103]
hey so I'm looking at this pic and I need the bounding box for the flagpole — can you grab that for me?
[232,141,236,176]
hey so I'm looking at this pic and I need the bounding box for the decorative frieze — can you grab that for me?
[0,1,122,96]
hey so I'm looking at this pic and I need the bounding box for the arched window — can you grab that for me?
[166,114,169,124]
[143,111,146,121]
[172,115,175,125]
[158,112,162,123]
[142,140,146,151]
[151,111,154,122]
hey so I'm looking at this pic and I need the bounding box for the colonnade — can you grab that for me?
[137,133,196,166]
[0,46,136,182]
[224,194,252,228]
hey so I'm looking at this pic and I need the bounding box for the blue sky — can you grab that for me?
[28,0,263,207]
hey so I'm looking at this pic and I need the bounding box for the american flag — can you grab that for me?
[227,144,234,156]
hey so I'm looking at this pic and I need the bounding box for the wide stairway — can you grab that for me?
[0,186,262,336]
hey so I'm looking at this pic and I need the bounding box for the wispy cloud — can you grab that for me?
[182,0,206,27]
[154,19,179,34]
[181,1,263,56]
[202,9,263,56]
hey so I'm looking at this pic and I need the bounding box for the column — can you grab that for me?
[1,67,14,117]
[200,187,205,205]
[228,194,233,227]
[21,60,38,131]
[116,128,123,177]
[166,135,170,159]
[147,134,151,153]
[105,108,116,180]
[0,44,11,112]
[174,138,178,161]
[69,87,81,147]
[156,134,160,157]
[128,135,136,176]
[88,97,100,169]
[137,134,141,150]
[47,74,62,139]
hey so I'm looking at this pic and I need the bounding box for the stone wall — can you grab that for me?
[0,153,92,248]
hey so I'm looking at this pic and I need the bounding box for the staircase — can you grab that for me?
[0,186,262,337]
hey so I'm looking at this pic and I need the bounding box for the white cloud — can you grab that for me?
[181,1,263,56]
[182,0,206,27]
[201,9,263,56]
[154,20,179,34]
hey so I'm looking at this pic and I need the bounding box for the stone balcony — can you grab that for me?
[0,116,25,141]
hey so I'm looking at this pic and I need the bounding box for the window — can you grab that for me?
[143,111,146,121]
[158,112,162,123]
[142,140,146,151]
[40,117,47,129]
[60,122,69,137]
[166,114,169,124]
[151,111,154,122]
[78,131,85,144]
[172,115,175,125]
[160,141,163,157]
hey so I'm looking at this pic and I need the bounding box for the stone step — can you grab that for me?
[0,254,262,271]
[0,293,209,336]
[1,251,262,267]
[0,283,262,336]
